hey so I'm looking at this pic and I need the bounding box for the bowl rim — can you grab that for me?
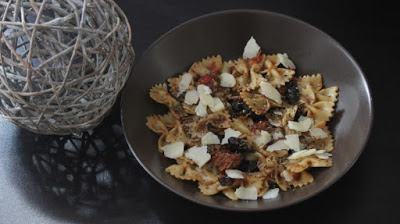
[121,9,374,211]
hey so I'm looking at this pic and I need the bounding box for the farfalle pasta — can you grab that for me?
[146,36,339,200]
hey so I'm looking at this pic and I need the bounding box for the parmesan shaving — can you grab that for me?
[288,148,317,160]
[288,116,313,132]
[315,150,332,160]
[197,84,214,107]
[316,153,332,160]
[262,188,279,199]
[272,132,284,140]
[195,103,208,117]
[277,53,296,69]
[235,186,258,200]
[184,89,199,105]
[309,128,328,139]
[282,170,293,182]
[201,132,220,145]
[178,73,192,96]
[160,142,184,159]
[220,72,236,87]
[284,134,300,151]
[243,36,260,59]
[254,130,272,147]
[269,119,281,127]
[185,146,211,168]
[260,81,282,104]
[266,140,289,151]
[209,97,225,113]
[221,128,242,145]
[225,169,244,179]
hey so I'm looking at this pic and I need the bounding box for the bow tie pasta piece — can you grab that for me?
[288,171,314,188]
[234,58,250,77]
[305,101,336,122]
[189,55,223,76]
[297,74,323,91]
[263,54,296,87]
[146,115,169,135]
[149,83,178,107]
[286,156,333,173]
[317,86,339,103]
[166,163,201,181]
[240,91,271,115]
[222,60,235,73]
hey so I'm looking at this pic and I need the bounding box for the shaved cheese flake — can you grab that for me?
[160,142,184,159]
[273,111,283,116]
[277,53,296,69]
[315,150,332,160]
[269,119,281,127]
[197,84,214,107]
[262,188,279,199]
[201,132,220,145]
[282,170,293,182]
[197,84,212,95]
[225,169,244,179]
[185,146,211,168]
[288,116,313,132]
[184,89,199,105]
[316,153,331,160]
[288,148,317,160]
[309,128,328,139]
[243,36,260,59]
[195,103,208,117]
[254,130,272,147]
[260,81,282,104]
[235,186,258,200]
[272,132,284,140]
[285,134,300,151]
[299,115,313,122]
[266,140,289,151]
[221,128,242,145]
[209,97,225,112]
[178,73,193,96]
[220,72,236,87]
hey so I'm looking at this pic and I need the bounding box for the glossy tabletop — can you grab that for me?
[0,0,397,223]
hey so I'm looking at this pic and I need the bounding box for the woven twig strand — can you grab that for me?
[0,0,135,135]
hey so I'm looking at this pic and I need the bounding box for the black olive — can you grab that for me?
[241,103,252,115]
[294,107,303,121]
[286,85,299,104]
[230,100,242,113]
[218,175,234,186]
[248,112,267,122]
[226,137,254,153]
[237,160,260,173]
[230,100,252,117]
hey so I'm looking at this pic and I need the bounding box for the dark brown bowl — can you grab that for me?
[121,9,373,211]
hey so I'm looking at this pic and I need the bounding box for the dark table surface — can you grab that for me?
[0,0,398,223]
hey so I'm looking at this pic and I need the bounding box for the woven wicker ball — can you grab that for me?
[0,0,135,135]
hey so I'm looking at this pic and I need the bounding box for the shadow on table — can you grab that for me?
[12,105,169,223]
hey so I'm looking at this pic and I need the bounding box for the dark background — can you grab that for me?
[0,0,398,223]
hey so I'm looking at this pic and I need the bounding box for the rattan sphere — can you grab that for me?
[0,0,135,135]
